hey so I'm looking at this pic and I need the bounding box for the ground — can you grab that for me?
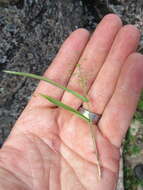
[0,0,143,189]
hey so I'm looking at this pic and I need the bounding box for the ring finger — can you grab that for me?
[83,24,140,115]
[61,14,122,108]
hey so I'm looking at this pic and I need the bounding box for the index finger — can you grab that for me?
[29,29,90,108]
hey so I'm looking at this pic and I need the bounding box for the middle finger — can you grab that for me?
[61,14,122,108]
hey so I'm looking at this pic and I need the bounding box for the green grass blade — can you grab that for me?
[40,94,90,123]
[3,70,88,102]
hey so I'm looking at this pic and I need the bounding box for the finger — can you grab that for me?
[29,29,90,107]
[61,14,122,108]
[99,53,143,148]
[83,25,140,113]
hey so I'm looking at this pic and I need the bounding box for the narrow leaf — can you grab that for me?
[3,70,88,102]
[40,94,90,123]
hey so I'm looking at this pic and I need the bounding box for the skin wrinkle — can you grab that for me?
[1,166,27,189]
[25,133,61,190]
[12,134,39,190]
[59,134,119,176]
[60,154,86,190]
[61,158,87,190]
[0,160,30,190]
[24,130,61,153]
[23,133,84,190]
[14,133,46,189]
[60,147,88,190]
[31,136,46,190]
[27,149,34,190]
[6,131,118,189]
[0,146,33,185]
[46,166,51,190]
[97,122,121,150]
[67,132,119,172]
[95,128,120,164]
[57,112,120,173]
[10,108,59,142]
[3,134,51,190]
[59,140,117,190]
[24,133,50,189]
[35,135,61,190]
[99,110,126,147]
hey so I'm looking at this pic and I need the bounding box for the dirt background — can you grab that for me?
[0,0,143,189]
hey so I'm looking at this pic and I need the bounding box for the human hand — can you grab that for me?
[0,14,143,190]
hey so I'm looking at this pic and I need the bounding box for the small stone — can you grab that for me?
[5,24,17,33]
[134,164,143,180]
[27,53,34,60]
[130,120,140,136]
[26,0,34,6]
[0,55,7,64]
[0,16,5,26]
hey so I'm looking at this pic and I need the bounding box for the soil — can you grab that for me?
[0,0,143,189]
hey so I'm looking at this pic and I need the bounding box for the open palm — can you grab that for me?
[0,14,143,190]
